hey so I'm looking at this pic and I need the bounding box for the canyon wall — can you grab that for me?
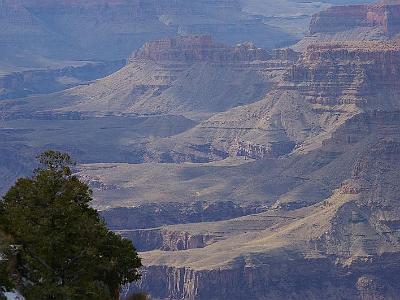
[129,256,400,300]
[116,36,400,299]
[125,110,400,300]
[310,1,400,36]
[285,41,400,109]
[130,36,272,63]
[156,39,400,163]
[120,228,217,252]
[0,0,293,70]
[101,200,261,230]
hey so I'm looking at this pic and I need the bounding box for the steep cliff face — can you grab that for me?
[310,1,400,36]
[123,112,400,300]
[294,1,400,51]
[120,228,218,252]
[229,140,296,159]
[82,39,400,299]
[0,0,294,71]
[130,36,271,63]
[0,36,295,195]
[101,200,260,230]
[6,36,293,120]
[148,40,400,163]
[310,5,370,34]
[4,3,400,299]
[131,257,400,300]
[286,42,400,109]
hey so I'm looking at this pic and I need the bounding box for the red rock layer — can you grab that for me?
[284,41,400,107]
[129,36,272,63]
[310,1,400,36]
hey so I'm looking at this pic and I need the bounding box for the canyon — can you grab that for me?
[0,0,292,72]
[72,38,400,299]
[1,0,400,299]
[296,0,400,50]
[0,0,375,73]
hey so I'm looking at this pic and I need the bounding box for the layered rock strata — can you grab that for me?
[0,0,294,70]
[101,201,262,230]
[124,111,400,300]
[147,40,400,163]
[285,41,400,109]
[130,36,271,63]
[120,228,218,252]
[4,36,296,121]
[310,1,400,36]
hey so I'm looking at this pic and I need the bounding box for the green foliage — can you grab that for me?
[0,151,142,300]
[0,232,15,294]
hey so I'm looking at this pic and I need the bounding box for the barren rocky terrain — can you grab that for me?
[295,0,400,50]
[2,0,400,299]
[0,0,375,72]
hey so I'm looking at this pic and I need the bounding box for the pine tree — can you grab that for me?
[0,151,142,300]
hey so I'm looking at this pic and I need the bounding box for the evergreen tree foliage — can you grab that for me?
[0,151,142,300]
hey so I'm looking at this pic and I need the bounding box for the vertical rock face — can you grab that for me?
[230,140,296,159]
[285,41,400,109]
[116,39,400,300]
[165,39,400,164]
[272,48,301,61]
[130,36,272,62]
[310,5,370,34]
[120,228,217,251]
[101,201,260,230]
[131,254,400,300]
[125,111,400,300]
[310,1,400,37]
[0,0,294,69]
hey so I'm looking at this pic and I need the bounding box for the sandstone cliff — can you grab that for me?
[295,1,400,51]
[286,41,400,109]
[310,1,400,36]
[122,111,400,300]
[130,36,271,63]
[0,0,294,71]
[144,40,400,163]
[4,36,293,121]
[3,4,400,298]
[66,39,400,299]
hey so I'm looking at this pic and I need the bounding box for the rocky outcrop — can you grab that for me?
[153,40,400,164]
[310,5,369,35]
[101,201,263,230]
[143,143,229,164]
[116,45,400,297]
[323,111,400,148]
[271,48,301,61]
[120,228,218,251]
[309,1,400,36]
[130,36,272,63]
[0,0,294,69]
[129,254,400,300]
[230,140,295,159]
[285,41,400,108]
